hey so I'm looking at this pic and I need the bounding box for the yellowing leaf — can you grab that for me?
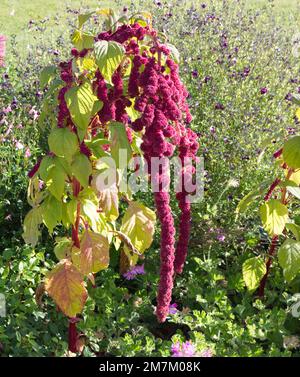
[120,201,156,264]
[72,230,109,275]
[242,256,266,291]
[45,259,87,318]
[260,199,289,236]
[94,40,125,83]
[22,207,43,246]
[98,183,119,221]
[296,108,300,122]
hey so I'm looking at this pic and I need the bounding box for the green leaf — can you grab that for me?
[66,199,78,225]
[45,158,67,201]
[45,259,87,318]
[71,153,92,188]
[242,256,266,291]
[278,239,300,282]
[40,65,57,89]
[41,195,62,233]
[72,230,109,275]
[283,136,300,169]
[48,128,79,162]
[39,156,55,181]
[260,199,289,236]
[286,223,300,241]
[94,40,125,83]
[109,121,132,168]
[71,30,94,50]
[22,207,43,246]
[78,12,94,29]
[54,238,72,260]
[65,82,102,136]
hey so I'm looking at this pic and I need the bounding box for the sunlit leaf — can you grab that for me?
[278,239,300,282]
[283,136,300,169]
[120,201,156,264]
[72,230,109,275]
[260,199,289,236]
[242,256,266,291]
[94,40,125,83]
[65,82,102,136]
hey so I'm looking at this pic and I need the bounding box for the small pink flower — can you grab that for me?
[29,107,39,121]
[3,105,11,114]
[24,148,31,158]
[15,140,24,150]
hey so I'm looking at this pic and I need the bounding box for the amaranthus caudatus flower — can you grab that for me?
[25,10,199,352]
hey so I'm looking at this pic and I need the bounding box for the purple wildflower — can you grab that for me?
[260,87,268,95]
[169,303,178,315]
[123,264,145,280]
[192,70,198,78]
[171,341,196,357]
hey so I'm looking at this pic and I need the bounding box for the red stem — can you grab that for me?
[68,178,81,353]
[258,235,278,297]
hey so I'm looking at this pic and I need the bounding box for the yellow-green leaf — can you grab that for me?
[120,201,156,264]
[65,82,102,136]
[72,230,109,275]
[242,256,266,291]
[283,136,300,169]
[94,40,125,83]
[48,128,79,162]
[45,259,87,318]
[98,183,119,221]
[278,239,300,282]
[22,207,43,246]
[41,195,62,233]
[71,153,92,188]
[260,199,289,236]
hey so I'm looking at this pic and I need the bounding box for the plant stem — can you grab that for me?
[68,178,81,353]
[258,235,278,297]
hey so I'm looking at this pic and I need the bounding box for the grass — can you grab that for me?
[1,0,300,38]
